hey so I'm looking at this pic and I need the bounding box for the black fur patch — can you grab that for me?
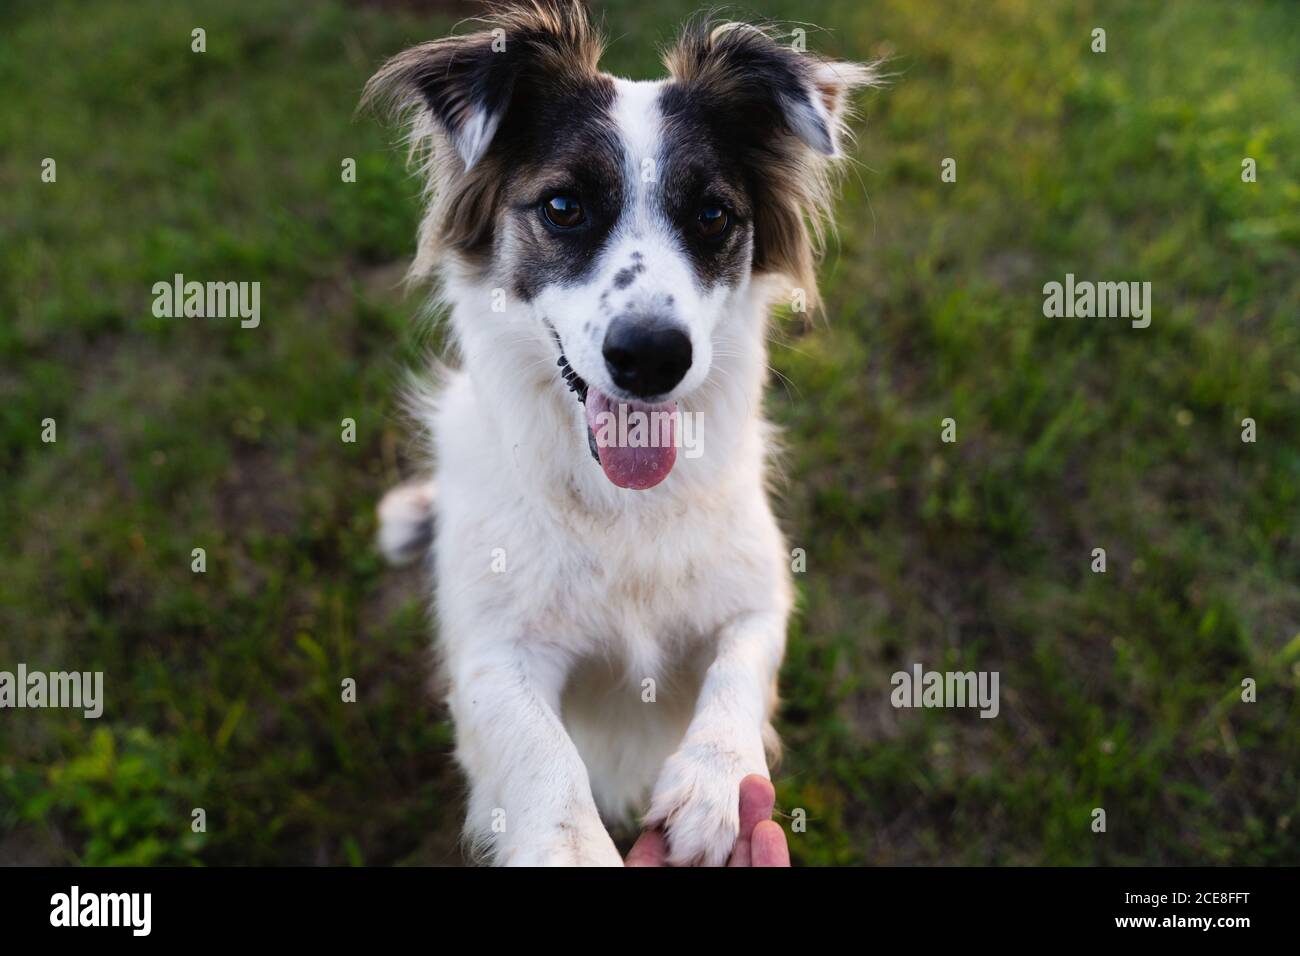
[497,78,624,301]
[654,84,757,290]
[659,20,844,295]
[611,259,645,290]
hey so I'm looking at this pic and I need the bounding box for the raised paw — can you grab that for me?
[645,740,766,867]
[501,818,624,867]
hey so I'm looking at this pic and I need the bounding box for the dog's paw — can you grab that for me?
[503,823,624,867]
[646,740,766,867]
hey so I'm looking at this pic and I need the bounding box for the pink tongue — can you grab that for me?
[584,387,678,490]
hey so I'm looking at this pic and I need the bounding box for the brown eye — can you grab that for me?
[696,204,729,239]
[543,195,585,229]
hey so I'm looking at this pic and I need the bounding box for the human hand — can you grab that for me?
[625,774,791,867]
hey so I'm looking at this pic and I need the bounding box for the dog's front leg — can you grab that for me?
[646,609,787,866]
[449,639,623,866]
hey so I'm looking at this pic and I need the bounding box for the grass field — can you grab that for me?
[1,0,1297,865]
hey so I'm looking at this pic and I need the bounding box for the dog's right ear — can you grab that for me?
[362,0,605,171]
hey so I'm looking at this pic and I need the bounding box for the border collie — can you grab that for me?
[366,0,874,865]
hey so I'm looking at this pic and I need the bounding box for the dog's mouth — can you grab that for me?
[553,340,678,491]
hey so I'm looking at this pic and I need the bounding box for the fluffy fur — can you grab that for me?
[367,0,875,865]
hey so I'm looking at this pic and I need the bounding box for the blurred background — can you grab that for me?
[1,0,1297,865]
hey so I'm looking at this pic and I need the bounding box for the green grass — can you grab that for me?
[2,0,1297,865]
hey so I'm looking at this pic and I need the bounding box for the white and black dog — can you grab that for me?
[366,0,873,865]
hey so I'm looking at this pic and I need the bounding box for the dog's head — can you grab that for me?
[365,0,874,489]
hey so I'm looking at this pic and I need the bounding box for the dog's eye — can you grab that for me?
[543,195,585,229]
[696,204,729,240]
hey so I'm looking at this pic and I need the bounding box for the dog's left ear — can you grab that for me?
[663,21,877,159]
[663,21,879,310]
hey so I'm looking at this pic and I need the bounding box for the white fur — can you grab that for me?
[455,109,502,171]
[381,77,802,866]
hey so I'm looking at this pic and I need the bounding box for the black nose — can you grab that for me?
[602,317,692,399]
